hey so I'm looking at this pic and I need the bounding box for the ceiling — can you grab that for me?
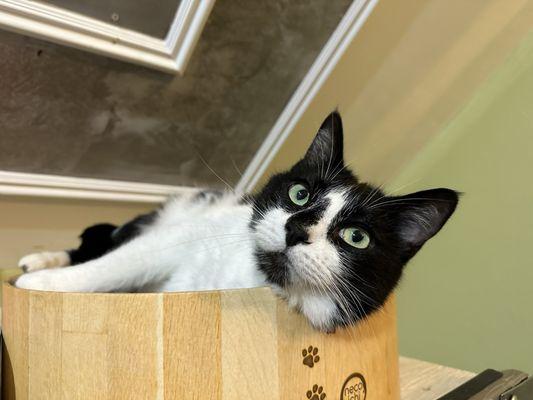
[0,0,352,188]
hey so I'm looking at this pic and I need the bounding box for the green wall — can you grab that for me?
[395,34,533,373]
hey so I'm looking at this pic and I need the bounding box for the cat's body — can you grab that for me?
[15,112,459,331]
[20,191,264,293]
[15,190,347,330]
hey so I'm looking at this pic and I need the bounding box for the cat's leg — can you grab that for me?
[14,197,208,292]
[17,212,158,273]
[18,251,71,273]
[18,223,117,273]
[15,257,130,292]
[14,227,175,293]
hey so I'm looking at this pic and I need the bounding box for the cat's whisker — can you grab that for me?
[379,178,423,197]
[358,183,386,209]
[329,277,382,346]
[230,157,243,178]
[328,161,349,181]
[329,263,386,346]
[136,239,257,265]
[324,283,361,342]
[368,196,457,210]
[129,232,253,257]
[195,150,238,194]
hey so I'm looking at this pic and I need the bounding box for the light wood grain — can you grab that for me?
[2,281,29,400]
[61,332,108,399]
[2,283,400,399]
[400,356,475,400]
[163,291,221,400]
[107,294,161,399]
[221,288,279,399]
[28,291,63,399]
[62,292,107,333]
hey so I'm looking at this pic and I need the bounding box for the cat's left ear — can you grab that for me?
[303,111,344,168]
[388,188,459,256]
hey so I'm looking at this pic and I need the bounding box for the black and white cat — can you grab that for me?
[15,112,458,332]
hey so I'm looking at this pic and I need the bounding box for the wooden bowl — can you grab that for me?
[2,282,399,399]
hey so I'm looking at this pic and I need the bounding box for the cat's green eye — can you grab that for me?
[288,183,310,206]
[339,227,370,249]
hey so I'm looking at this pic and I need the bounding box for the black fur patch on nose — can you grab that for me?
[285,222,309,246]
[284,199,329,247]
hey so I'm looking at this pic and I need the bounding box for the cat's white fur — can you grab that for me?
[19,251,70,272]
[16,189,348,329]
[16,192,263,292]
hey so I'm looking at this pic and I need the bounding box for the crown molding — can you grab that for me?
[0,171,197,203]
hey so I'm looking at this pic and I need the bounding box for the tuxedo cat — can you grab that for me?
[15,112,458,331]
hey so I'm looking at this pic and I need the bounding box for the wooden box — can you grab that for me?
[2,283,399,399]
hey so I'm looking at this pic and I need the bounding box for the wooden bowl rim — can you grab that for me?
[2,281,274,298]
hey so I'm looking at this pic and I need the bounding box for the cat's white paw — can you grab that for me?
[14,270,68,292]
[18,251,70,273]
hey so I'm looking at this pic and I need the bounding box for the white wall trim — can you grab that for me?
[236,0,379,193]
[0,171,197,203]
[0,0,215,74]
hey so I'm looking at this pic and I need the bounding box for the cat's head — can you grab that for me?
[250,112,458,331]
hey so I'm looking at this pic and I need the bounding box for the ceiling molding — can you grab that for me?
[236,0,379,193]
[0,171,197,203]
[0,0,215,74]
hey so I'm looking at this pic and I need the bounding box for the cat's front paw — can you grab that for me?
[14,270,67,292]
[18,251,70,273]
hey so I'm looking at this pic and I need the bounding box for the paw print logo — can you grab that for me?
[302,346,320,368]
[306,384,326,400]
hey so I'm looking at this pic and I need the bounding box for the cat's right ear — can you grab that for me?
[388,188,460,257]
[302,111,344,169]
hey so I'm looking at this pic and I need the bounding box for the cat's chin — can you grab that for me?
[271,249,311,286]
[284,248,326,288]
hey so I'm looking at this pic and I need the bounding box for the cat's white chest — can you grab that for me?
[147,195,266,292]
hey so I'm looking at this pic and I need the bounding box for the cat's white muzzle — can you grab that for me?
[253,207,290,252]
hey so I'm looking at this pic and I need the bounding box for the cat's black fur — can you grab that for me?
[251,112,458,327]
[66,212,157,266]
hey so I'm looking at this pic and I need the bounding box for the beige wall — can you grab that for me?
[394,32,533,373]
[262,0,533,185]
[0,196,153,269]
